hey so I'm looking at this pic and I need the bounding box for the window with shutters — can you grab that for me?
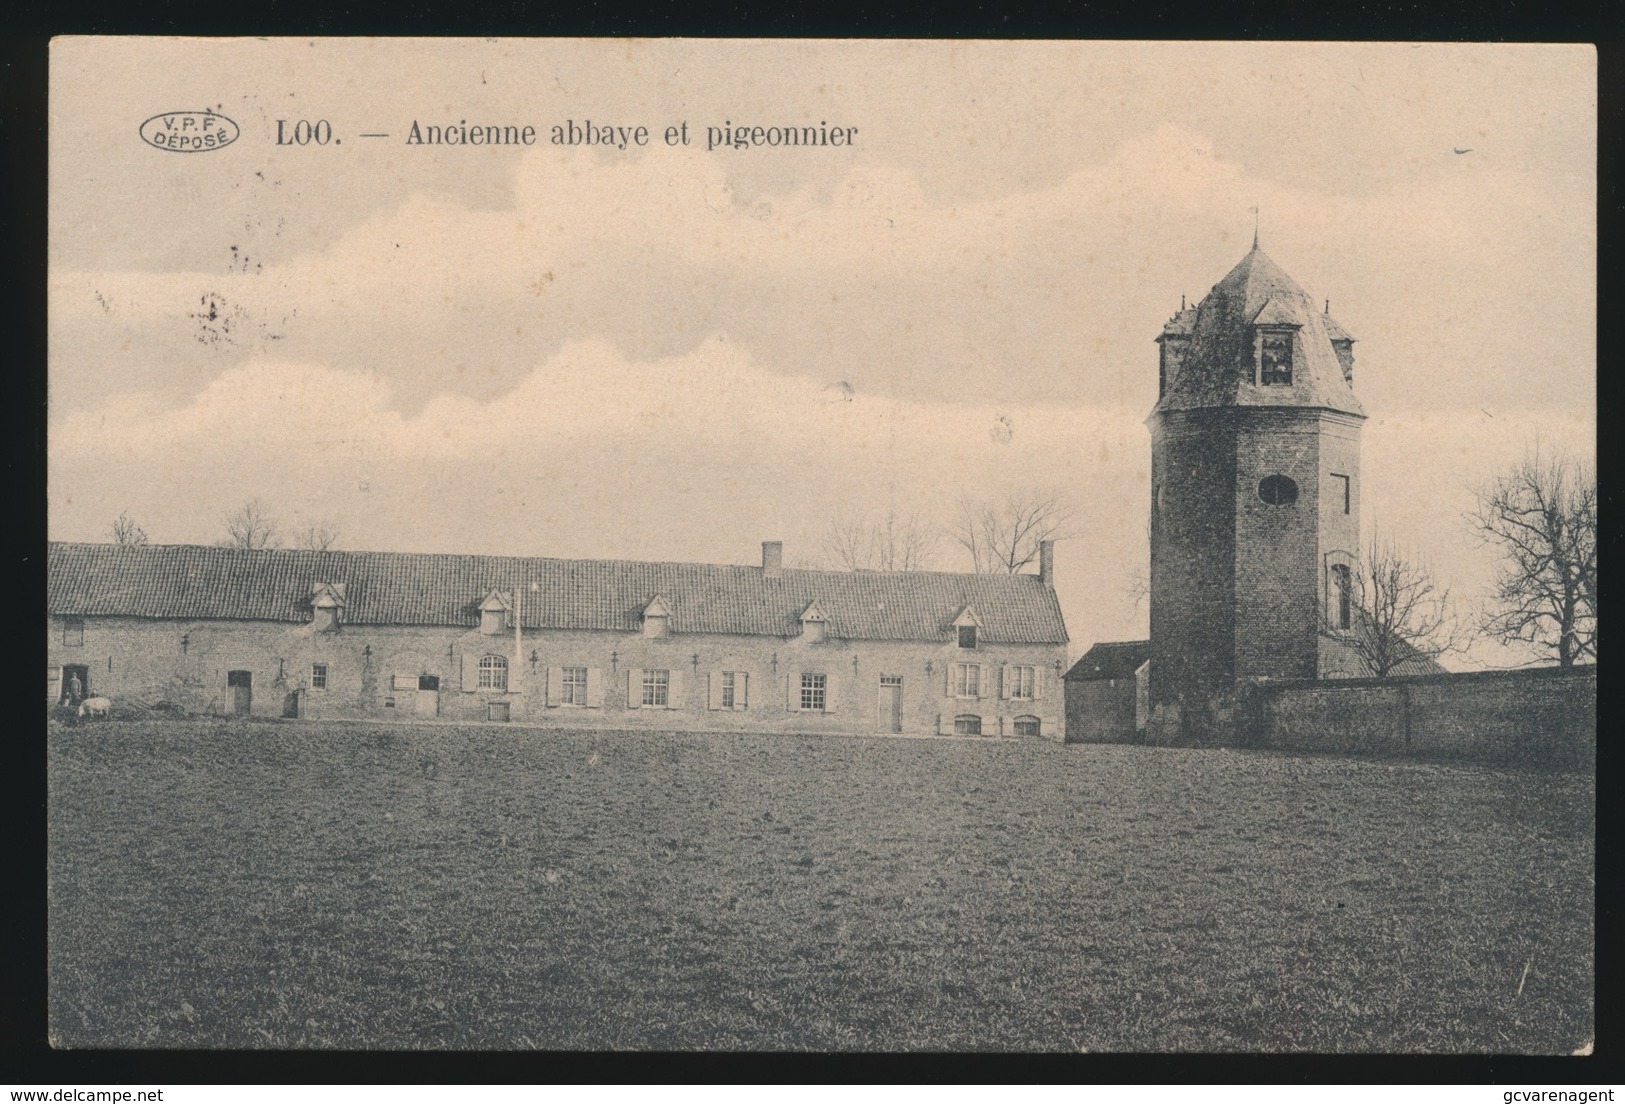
[561,666,588,705]
[478,654,508,691]
[954,714,983,736]
[800,673,826,711]
[954,663,981,698]
[1008,665,1035,700]
[642,669,669,707]
[62,616,84,647]
[721,671,738,709]
[310,663,328,690]
[958,625,978,649]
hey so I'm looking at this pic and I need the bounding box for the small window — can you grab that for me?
[488,701,510,722]
[958,625,978,649]
[954,714,983,736]
[955,663,981,698]
[1258,475,1298,506]
[479,654,508,691]
[800,673,827,711]
[721,671,737,709]
[310,663,328,690]
[419,674,440,692]
[1014,715,1041,737]
[1259,331,1293,385]
[61,616,84,647]
[1331,473,1351,515]
[1009,665,1036,700]
[642,669,669,707]
[314,606,339,633]
[480,608,507,635]
[562,666,588,705]
[1331,563,1352,631]
[880,674,903,686]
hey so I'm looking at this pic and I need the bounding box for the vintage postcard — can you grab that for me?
[46,38,1595,1051]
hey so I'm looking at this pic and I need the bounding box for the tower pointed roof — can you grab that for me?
[1153,243,1364,418]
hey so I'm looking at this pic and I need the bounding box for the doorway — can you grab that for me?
[60,664,90,706]
[227,670,252,716]
[416,674,440,717]
[878,675,903,733]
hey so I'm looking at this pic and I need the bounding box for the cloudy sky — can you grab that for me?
[48,39,1594,666]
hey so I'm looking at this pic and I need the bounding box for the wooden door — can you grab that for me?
[227,670,252,715]
[879,677,903,733]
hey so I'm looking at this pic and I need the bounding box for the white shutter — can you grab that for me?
[737,672,749,710]
[1032,665,1044,700]
[823,671,838,713]
[787,674,798,712]
[977,664,988,699]
[1001,665,1013,699]
[1042,717,1057,739]
[945,664,954,698]
[936,713,947,735]
[48,665,61,702]
[546,666,562,707]
[668,669,683,709]
[585,667,604,708]
[998,715,1008,737]
[626,668,642,710]
[461,651,478,692]
[708,671,722,710]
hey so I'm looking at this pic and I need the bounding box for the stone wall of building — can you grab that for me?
[1243,665,1595,770]
[1064,677,1140,744]
[47,615,1067,739]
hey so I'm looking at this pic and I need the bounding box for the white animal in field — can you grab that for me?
[78,696,111,719]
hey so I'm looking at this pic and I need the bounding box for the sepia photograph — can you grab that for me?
[45,37,1595,1052]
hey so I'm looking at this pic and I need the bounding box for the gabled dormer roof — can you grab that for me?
[1151,243,1364,419]
[478,588,512,612]
[641,594,673,619]
[309,581,347,608]
[951,605,983,628]
[799,599,829,623]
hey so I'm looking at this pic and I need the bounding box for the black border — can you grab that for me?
[6,4,1620,1087]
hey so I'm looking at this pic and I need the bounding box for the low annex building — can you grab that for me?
[47,539,1069,739]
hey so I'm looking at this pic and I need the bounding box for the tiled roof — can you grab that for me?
[1154,245,1364,418]
[1065,640,1151,681]
[48,542,1068,644]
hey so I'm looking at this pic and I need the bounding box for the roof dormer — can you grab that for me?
[952,606,983,649]
[310,582,347,632]
[641,594,673,638]
[479,589,513,635]
[799,599,830,643]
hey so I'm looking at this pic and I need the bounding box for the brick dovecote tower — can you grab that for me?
[1145,238,1364,745]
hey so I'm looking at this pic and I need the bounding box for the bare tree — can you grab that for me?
[109,511,149,546]
[220,498,280,550]
[295,521,340,552]
[821,510,939,571]
[1324,533,1470,677]
[952,490,1075,574]
[1469,449,1597,666]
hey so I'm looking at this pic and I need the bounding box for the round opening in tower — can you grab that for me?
[1257,475,1299,506]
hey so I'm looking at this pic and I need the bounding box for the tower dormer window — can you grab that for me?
[799,600,830,643]
[951,606,983,648]
[1258,330,1293,385]
[310,582,347,633]
[958,625,977,649]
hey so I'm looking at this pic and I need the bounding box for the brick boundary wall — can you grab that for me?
[1238,664,1595,771]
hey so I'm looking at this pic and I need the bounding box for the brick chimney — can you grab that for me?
[1039,540,1055,588]
[762,540,783,579]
